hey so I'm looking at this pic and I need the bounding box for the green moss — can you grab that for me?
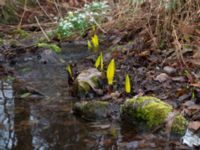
[75,68,102,97]
[91,76,102,88]
[171,114,188,136]
[77,81,91,95]
[0,39,3,46]
[121,96,173,128]
[37,43,61,53]
[121,96,188,135]
[12,29,29,39]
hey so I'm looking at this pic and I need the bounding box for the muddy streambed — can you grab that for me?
[0,43,188,150]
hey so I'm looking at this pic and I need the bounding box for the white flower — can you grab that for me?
[78,13,86,19]
[89,17,95,22]
[93,12,98,16]
[68,11,74,17]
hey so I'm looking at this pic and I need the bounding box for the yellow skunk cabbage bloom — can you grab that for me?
[125,74,131,93]
[66,64,73,80]
[106,59,115,85]
[95,52,103,71]
[87,40,92,50]
[91,34,99,51]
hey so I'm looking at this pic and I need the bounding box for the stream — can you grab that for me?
[0,43,188,150]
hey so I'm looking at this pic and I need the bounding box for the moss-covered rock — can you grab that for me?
[73,101,110,121]
[171,114,188,136]
[120,96,187,135]
[74,68,103,97]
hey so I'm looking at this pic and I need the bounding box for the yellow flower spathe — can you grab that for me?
[95,52,103,71]
[91,34,99,51]
[125,74,131,93]
[66,64,73,80]
[87,40,92,50]
[106,59,115,85]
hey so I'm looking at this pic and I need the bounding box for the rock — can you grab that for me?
[73,101,118,121]
[163,66,176,75]
[38,49,61,64]
[74,68,103,97]
[155,73,169,82]
[120,96,187,136]
[171,114,188,136]
[178,94,190,102]
[182,129,200,148]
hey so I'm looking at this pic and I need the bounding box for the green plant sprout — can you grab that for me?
[91,34,99,51]
[88,40,92,50]
[95,52,103,71]
[66,64,74,80]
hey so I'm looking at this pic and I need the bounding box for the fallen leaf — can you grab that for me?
[20,92,31,98]
[188,121,200,131]
[91,124,110,129]
[191,83,200,88]
[155,73,169,82]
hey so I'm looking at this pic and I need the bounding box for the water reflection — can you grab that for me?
[0,77,121,150]
[0,45,124,150]
[0,80,15,149]
[0,78,187,149]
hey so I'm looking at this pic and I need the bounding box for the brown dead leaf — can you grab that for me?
[138,50,150,58]
[191,48,200,66]
[186,104,199,111]
[179,23,195,35]
[189,59,200,66]
[182,101,200,117]
[193,49,200,59]
[190,83,200,88]
[188,121,200,131]
[91,124,110,129]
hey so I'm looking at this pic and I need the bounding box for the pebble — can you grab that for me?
[163,66,176,75]
[0,54,5,62]
[155,73,169,82]
[172,76,186,82]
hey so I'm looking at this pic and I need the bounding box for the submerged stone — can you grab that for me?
[74,68,103,97]
[73,101,118,121]
[73,101,110,121]
[120,96,187,136]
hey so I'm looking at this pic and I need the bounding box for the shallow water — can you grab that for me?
[0,43,188,150]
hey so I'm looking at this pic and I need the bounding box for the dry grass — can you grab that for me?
[103,0,200,53]
[1,0,199,53]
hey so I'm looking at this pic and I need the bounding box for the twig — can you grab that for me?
[35,16,50,42]
[172,26,188,68]
[87,14,107,34]
[54,0,62,19]
[36,0,54,22]
[17,0,27,29]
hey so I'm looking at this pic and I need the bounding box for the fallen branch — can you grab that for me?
[35,16,51,42]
